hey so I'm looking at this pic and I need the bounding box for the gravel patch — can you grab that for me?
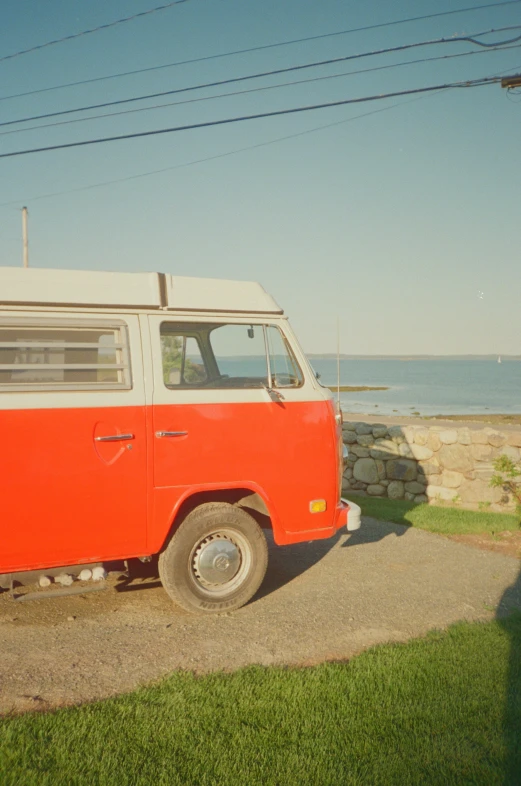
[1,518,521,715]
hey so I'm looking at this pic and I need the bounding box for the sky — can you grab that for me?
[0,0,520,355]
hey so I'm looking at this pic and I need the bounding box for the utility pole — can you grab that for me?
[501,75,521,88]
[22,206,28,268]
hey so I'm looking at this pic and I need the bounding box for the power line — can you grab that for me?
[2,0,520,101]
[3,25,521,130]
[1,59,517,208]
[0,0,191,64]
[0,76,500,160]
[0,92,447,207]
[3,43,519,138]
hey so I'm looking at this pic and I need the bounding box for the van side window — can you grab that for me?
[0,321,131,391]
[161,334,207,387]
[160,322,303,389]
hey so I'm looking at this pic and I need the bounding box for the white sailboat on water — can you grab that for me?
[498,355,502,364]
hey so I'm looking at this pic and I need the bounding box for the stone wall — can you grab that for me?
[341,420,521,510]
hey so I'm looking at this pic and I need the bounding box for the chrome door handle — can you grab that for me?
[155,431,188,438]
[95,433,134,442]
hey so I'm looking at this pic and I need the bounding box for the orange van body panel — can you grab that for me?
[149,398,340,551]
[1,405,148,574]
[1,398,344,573]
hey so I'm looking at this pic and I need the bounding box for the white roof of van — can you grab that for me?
[0,267,283,314]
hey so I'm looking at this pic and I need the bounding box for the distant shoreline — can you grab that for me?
[341,412,521,426]
[326,385,389,392]
[309,354,518,360]
[426,414,521,426]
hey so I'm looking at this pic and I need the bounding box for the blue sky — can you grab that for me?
[1,0,520,355]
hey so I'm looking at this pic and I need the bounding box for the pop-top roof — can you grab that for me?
[0,267,283,314]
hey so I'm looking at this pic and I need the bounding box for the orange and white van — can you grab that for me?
[0,267,360,612]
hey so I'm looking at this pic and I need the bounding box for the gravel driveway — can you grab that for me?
[1,518,521,715]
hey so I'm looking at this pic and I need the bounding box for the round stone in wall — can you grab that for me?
[353,457,379,485]
[404,481,425,495]
[354,423,373,435]
[386,459,417,482]
[427,432,442,452]
[387,480,405,499]
[457,428,471,445]
[501,445,520,462]
[439,430,458,445]
[367,484,386,496]
[438,444,473,473]
[413,429,429,446]
[485,429,506,448]
[410,444,433,461]
[441,470,464,489]
[350,445,370,458]
[387,425,406,443]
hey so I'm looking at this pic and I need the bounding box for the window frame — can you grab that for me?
[264,324,304,389]
[0,317,132,392]
[160,329,209,388]
[159,320,304,391]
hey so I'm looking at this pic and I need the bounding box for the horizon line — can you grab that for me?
[306,353,517,358]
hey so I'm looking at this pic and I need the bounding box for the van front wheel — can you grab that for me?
[158,502,268,614]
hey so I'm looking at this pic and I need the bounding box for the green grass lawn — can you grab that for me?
[1,616,521,786]
[348,494,520,535]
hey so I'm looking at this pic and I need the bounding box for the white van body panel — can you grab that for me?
[0,267,282,314]
[1,267,162,308]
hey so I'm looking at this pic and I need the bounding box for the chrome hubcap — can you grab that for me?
[193,534,241,586]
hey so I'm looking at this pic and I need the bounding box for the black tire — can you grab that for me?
[158,502,268,614]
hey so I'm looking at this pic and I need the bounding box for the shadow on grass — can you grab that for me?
[497,568,521,784]
[345,494,420,525]
[340,495,416,548]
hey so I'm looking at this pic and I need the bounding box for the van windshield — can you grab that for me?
[160,322,303,390]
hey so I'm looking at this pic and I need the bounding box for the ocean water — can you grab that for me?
[310,357,521,417]
[216,355,520,416]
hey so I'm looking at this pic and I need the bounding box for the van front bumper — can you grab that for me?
[340,498,362,531]
[274,498,362,546]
